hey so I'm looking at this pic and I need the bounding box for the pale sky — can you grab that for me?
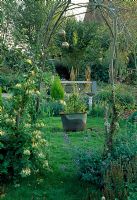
[70,0,89,21]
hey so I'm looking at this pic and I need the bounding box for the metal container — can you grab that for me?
[60,112,87,132]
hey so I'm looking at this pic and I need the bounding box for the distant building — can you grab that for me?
[84,0,109,23]
[84,6,102,22]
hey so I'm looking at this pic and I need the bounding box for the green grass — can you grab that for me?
[2,117,106,200]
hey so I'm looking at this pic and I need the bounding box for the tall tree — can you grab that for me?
[1,0,71,69]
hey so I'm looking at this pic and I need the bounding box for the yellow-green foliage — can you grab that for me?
[51,76,64,100]
[65,93,87,113]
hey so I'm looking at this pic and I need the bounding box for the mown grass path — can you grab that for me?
[3,117,105,200]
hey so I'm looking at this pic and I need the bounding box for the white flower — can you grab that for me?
[0,130,5,136]
[43,160,49,168]
[35,134,41,139]
[40,122,45,127]
[25,123,31,128]
[31,80,35,84]
[35,91,40,95]
[27,89,35,95]
[32,142,38,148]
[12,118,16,124]
[20,167,31,177]
[26,59,32,65]
[40,139,48,146]
[31,71,35,76]
[36,122,45,128]
[33,130,42,135]
[14,184,20,188]
[38,153,45,159]
[23,149,31,156]
[15,83,22,88]
[60,100,66,105]
[37,178,44,184]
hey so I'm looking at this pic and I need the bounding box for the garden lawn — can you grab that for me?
[3,117,105,200]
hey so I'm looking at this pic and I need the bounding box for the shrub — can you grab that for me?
[89,104,105,117]
[74,128,137,198]
[0,125,48,183]
[65,93,87,113]
[103,161,129,200]
[103,151,137,199]
[0,69,24,92]
[94,84,135,109]
[44,100,65,116]
[128,184,137,200]
[0,71,49,183]
[75,149,106,187]
[50,76,64,100]
[112,131,137,162]
[2,48,32,72]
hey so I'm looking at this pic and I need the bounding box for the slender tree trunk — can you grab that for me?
[106,90,118,153]
[104,17,119,156]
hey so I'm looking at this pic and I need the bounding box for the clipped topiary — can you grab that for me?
[50,76,64,100]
